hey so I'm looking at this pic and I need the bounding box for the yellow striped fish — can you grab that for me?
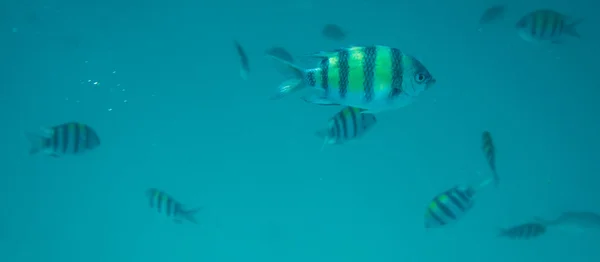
[481,131,499,187]
[269,45,436,114]
[516,9,583,44]
[146,188,202,224]
[25,122,100,157]
[316,106,377,150]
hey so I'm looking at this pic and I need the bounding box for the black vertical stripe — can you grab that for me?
[73,124,81,154]
[557,19,565,37]
[320,59,329,94]
[539,13,548,38]
[435,197,456,220]
[339,113,348,140]
[174,203,182,218]
[447,192,466,212]
[52,127,59,152]
[530,15,537,37]
[61,125,69,154]
[363,46,376,103]
[349,108,359,138]
[390,48,403,101]
[306,71,316,86]
[156,192,163,213]
[429,210,446,226]
[333,118,341,141]
[549,15,559,38]
[337,50,350,99]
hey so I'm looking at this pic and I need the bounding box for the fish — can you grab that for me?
[234,40,250,80]
[321,24,346,41]
[498,222,547,239]
[316,106,377,150]
[25,122,100,157]
[515,9,583,44]
[265,46,301,78]
[534,211,600,234]
[479,5,506,24]
[146,188,202,224]
[424,174,496,228]
[481,131,499,187]
[268,45,436,114]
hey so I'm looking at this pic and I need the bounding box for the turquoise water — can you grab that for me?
[1,0,598,261]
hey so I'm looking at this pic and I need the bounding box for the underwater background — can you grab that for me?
[1,0,598,261]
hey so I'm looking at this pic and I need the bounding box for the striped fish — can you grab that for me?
[481,131,499,187]
[316,106,377,149]
[498,222,547,239]
[25,122,100,157]
[268,45,436,114]
[515,9,583,44]
[146,188,202,224]
[425,185,477,228]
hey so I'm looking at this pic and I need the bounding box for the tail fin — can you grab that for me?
[182,207,202,224]
[267,55,306,100]
[564,19,583,38]
[25,133,45,155]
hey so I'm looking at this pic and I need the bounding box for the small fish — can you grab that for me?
[481,131,499,187]
[515,9,583,44]
[268,45,436,114]
[265,47,301,79]
[498,222,547,239]
[424,173,496,229]
[234,40,250,80]
[321,24,346,41]
[266,46,294,63]
[146,188,202,224]
[316,107,377,150]
[479,5,506,24]
[26,122,100,157]
[424,185,476,228]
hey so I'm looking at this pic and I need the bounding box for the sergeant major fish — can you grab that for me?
[268,45,436,114]
[516,9,583,44]
[424,175,496,228]
[146,188,202,224]
[498,222,547,239]
[26,122,100,157]
[316,106,377,150]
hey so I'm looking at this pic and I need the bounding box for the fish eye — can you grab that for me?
[415,72,428,83]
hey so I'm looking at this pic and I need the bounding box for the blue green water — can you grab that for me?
[1,0,598,261]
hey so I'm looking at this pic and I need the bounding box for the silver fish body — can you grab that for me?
[516,9,582,43]
[26,122,100,157]
[316,106,377,147]
[424,185,476,228]
[269,45,436,114]
[146,188,201,224]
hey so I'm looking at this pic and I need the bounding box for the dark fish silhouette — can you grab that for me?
[498,222,547,239]
[481,131,499,187]
[234,40,249,80]
[321,24,346,41]
[479,5,506,24]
